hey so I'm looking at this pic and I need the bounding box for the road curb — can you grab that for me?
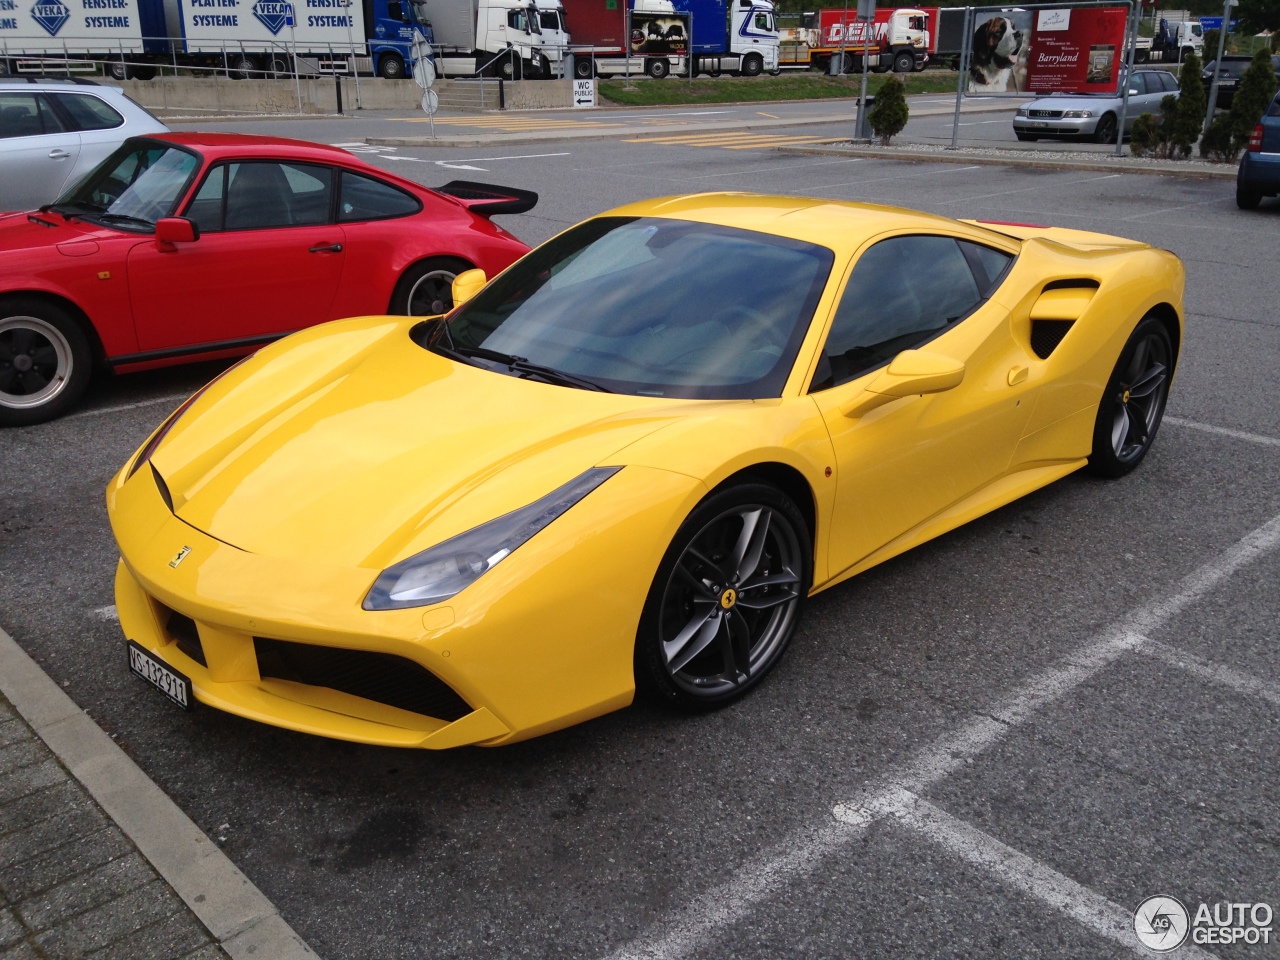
[0,624,320,960]
[362,101,1015,148]
[774,143,1238,179]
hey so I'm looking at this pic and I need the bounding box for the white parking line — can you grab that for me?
[892,792,1222,960]
[1142,639,1280,709]
[63,394,188,420]
[91,606,119,623]
[606,511,1280,960]
[1165,416,1280,448]
[384,151,570,171]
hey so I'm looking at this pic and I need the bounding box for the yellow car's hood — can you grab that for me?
[148,318,693,569]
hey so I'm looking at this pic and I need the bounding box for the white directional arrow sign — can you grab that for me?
[572,78,595,108]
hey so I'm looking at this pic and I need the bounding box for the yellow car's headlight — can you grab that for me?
[362,466,622,611]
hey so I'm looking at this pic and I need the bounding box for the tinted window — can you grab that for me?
[439,216,834,400]
[51,92,124,131]
[754,12,770,29]
[186,164,226,233]
[1160,72,1180,92]
[1269,94,1280,118]
[1128,74,1148,95]
[959,240,1014,296]
[338,170,419,222]
[813,235,981,391]
[224,162,333,230]
[0,93,64,138]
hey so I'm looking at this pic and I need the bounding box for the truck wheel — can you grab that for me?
[131,65,157,81]
[893,51,914,73]
[265,54,291,77]
[912,58,926,72]
[740,53,763,77]
[1180,46,1193,61]
[646,58,670,79]
[0,299,94,427]
[573,56,594,79]
[228,54,259,80]
[378,54,405,79]
[107,61,128,80]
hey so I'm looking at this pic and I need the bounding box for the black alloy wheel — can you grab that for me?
[636,483,811,708]
[1087,314,1173,478]
[0,299,93,426]
[1093,113,1118,144]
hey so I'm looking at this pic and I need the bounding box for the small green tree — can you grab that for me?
[1131,94,1181,158]
[869,76,909,144]
[1172,51,1206,157]
[1228,46,1280,149]
[1199,112,1239,160]
[1203,28,1221,57]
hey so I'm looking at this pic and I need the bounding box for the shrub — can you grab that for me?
[869,76,909,144]
[1203,28,1221,59]
[1228,46,1280,149]
[1131,94,1183,158]
[1171,52,1205,158]
[1199,113,1239,161]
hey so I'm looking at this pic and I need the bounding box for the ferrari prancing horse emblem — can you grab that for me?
[719,587,737,610]
[169,546,191,569]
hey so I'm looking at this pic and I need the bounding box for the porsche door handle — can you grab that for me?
[308,242,343,253]
[48,149,72,159]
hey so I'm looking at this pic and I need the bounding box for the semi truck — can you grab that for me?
[563,0,686,79]
[667,0,778,77]
[422,0,566,78]
[779,7,934,73]
[0,0,432,78]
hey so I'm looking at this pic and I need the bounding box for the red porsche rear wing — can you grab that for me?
[434,181,539,217]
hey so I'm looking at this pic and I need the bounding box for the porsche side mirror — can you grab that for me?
[841,350,965,418]
[155,217,199,252]
[451,268,487,307]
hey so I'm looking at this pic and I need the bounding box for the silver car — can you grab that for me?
[0,78,168,212]
[1013,68,1179,144]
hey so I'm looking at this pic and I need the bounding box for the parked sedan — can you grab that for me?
[1237,91,1280,209]
[1013,69,1179,143]
[1202,55,1280,110]
[0,78,168,212]
[0,133,534,425]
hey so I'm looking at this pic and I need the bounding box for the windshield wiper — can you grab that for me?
[422,318,482,368]
[40,201,104,221]
[452,344,612,392]
[97,213,154,229]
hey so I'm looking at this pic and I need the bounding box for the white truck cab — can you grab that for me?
[535,0,570,77]
[729,0,780,75]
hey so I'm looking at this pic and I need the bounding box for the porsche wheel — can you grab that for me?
[0,300,93,426]
[390,257,471,316]
[1087,314,1173,478]
[637,483,811,708]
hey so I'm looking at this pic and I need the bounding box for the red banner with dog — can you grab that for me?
[966,5,1130,96]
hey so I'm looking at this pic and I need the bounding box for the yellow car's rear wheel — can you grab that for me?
[636,483,811,708]
[1087,313,1173,478]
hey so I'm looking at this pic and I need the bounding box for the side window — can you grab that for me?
[754,12,769,29]
[223,161,333,230]
[507,9,524,29]
[1161,72,1180,92]
[812,235,982,391]
[1127,73,1146,95]
[51,93,124,131]
[338,170,420,222]
[958,240,1014,296]
[186,165,226,233]
[0,93,65,138]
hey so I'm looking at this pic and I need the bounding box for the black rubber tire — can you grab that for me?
[740,53,763,77]
[228,55,259,80]
[573,56,594,79]
[646,57,670,79]
[131,65,157,81]
[0,298,94,427]
[265,54,291,77]
[107,61,128,80]
[1093,113,1118,144]
[893,51,914,73]
[389,257,472,316]
[635,482,812,710]
[1236,180,1263,210]
[1086,313,1174,478]
[378,54,405,79]
[1016,132,1037,141]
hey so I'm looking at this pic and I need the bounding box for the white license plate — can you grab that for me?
[128,641,193,710]
[1030,121,1046,127]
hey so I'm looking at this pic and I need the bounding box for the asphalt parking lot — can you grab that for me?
[3,134,1279,959]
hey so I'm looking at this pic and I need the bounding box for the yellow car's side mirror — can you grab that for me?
[451,268,488,307]
[842,350,966,418]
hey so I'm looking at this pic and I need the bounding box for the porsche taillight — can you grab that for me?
[1248,124,1264,152]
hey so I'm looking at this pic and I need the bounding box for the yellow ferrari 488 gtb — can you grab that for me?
[108,194,1184,748]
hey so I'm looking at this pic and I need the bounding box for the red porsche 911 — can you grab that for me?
[0,133,535,425]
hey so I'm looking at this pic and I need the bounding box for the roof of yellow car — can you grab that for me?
[605,193,1015,254]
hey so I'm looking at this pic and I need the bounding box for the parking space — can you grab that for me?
[3,140,1278,959]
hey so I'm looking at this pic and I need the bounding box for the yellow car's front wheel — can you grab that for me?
[636,483,812,708]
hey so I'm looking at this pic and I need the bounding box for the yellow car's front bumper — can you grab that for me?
[110,461,703,748]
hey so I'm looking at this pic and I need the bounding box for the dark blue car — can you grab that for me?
[1237,90,1280,210]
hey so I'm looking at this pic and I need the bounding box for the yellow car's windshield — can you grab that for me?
[434,217,834,400]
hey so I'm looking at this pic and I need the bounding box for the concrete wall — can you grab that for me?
[121,76,573,116]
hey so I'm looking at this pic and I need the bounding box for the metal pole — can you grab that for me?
[290,24,302,112]
[1115,0,1137,156]
[837,0,848,74]
[344,0,362,108]
[624,7,631,86]
[857,11,870,141]
[949,6,972,149]
[1203,0,1235,135]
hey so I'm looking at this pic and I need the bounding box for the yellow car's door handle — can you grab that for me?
[1008,365,1029,386]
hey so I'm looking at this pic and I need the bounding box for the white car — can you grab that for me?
[0,79,168,212]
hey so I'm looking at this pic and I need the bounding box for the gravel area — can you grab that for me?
[824,139,1234,172]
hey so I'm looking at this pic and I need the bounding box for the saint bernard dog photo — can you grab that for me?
[968,13,1031,93]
